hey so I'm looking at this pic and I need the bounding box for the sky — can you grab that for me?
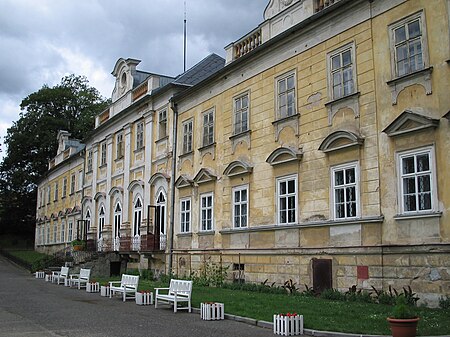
[0,0,267,159]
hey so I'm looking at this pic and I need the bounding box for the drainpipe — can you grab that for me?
[168,100,178,274]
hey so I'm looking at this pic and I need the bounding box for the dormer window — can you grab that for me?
[119,72,127,94]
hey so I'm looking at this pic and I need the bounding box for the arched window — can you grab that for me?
[85,209,91,231]
[114,202,122,238]
[133,197,142,236]
[156,192,166,235]
[98,205,105,238]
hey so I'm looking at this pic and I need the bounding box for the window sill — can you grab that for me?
[229,129,251,141]
[134,147,145,154]
[155,136,169,144]
[272,113,300,141]
[114,156,124,162]
[198,142,216,152]
[177,232,192,237]
[386,67,433,105]
[324,91,360,107]
[272,112,300,126]
[324,91,360,125]
[179,151,194,159]
[99,164,107,169]
[198,230,215,236]
[85,170,93,174]
[394,211,442,221]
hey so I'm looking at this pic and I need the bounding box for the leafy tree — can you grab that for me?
[0,75,108,238]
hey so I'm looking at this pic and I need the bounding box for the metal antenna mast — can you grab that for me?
[183,0,187,72]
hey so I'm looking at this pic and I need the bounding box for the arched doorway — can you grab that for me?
[155,191,167,250]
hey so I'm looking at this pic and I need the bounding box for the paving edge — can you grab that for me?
[191,307,448,337]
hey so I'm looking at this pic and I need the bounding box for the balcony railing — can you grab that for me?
[132,82,148,101]
[113,237,120,252]
[314,0,339,12]
[233,28,262,60]
[131,236,141,251]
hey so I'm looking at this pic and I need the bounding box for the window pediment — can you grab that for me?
[383,110,439,137]
[443,111,450,121]
[149,172,170,185]
[266,147,303,166]
[58,210,64,218]
[108,186,124,196]
[94,192,106,201]
[223,161,253,177]
[175,175,194,189]
[319,130,364,153]
[127,179,144,192]
[50,213,58,220]
[193,168,217,184]
[65,208,72,215]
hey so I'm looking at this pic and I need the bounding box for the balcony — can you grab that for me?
[314,0,339,12]
[231,28,262,61]
[132,82,148,101]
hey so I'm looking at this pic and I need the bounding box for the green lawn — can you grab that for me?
[100,278,450,336]
[7,250,48,264]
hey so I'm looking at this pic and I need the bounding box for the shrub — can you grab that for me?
[321,288,346,301]
[439,295,450,310]
[391,295,417,319]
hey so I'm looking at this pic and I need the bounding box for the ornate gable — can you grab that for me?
[223,161,253,177]
[266,147,303,166]
[175,175,194,189]
[319,130,364,153]
[193,168,217,185]
[383,110,440,137]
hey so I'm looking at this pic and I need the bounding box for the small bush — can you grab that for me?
[321,288,346,301]
[439,295,450,310]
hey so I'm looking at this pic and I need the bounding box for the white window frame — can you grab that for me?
[98,205,105,239]
[54,182,59,201]
[180,197,191,233]
[60,220,65,243]
[275,70,296,120]
[182,119,193,154]
[276,174,298,225]
[68,221,73,242]
[158,109,167,139]
[114,202,122,238]
[47,186,51,204]
[46,223,50,244]
[233,92,250,135]
[328,42,357,100]
[133,196,142,236]
[200,192,214,232]
[331,162,360,220]
[232,185,248,228]
[62,178,67,198]
[116,133,124,159]
[100,142,107,166]
[202,108,215,147]
[136,122,144,150]
[87,150,93,172]
[389,11,428,78]
[85,209,91,232]
[53,222,58,243]
[396,146,437,215]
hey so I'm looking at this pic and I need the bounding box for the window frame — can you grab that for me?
[396,146,437,215]
[202,108,215,147]
[70,174,76,195]
[275,70,297,120]
[331,162,360,220]
[389,11,428,79]
[62,177,67,198]
[276,174,298,225]
[232,185,249,228]
[54,182,59,201]
[87,150,93,172]
[136,121,144,150]
[182,119,193,154]
[133,196,142,236]
[327,42,357,101]
[116,133,124,159]
[200,192,214,232]
[233,92,250,135]
[158,109,168,139]
[98,205,105,239]
[180,197,191,233]
[100,142,107,166]
[68,221,73,242]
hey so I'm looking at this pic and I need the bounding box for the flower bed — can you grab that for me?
[273,313,303,336]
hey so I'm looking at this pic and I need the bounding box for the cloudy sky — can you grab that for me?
[0,0,267,158]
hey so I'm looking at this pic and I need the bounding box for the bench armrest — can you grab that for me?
[70,274,80,279]
[109,281,122,287]
[155,287,170,296]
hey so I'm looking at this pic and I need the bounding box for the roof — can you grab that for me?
[173,53,225,86]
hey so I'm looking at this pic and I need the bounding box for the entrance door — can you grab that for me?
[155,191,166,250]
[312,259,332,294]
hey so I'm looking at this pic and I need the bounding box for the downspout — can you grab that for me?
[168,100,178,274]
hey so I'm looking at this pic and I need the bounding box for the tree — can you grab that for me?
[0,75,108,238]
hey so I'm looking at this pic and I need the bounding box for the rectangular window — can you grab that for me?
[180,198,191,233]
[329,45,355,100]
[276,72,296,119]
[233,185,248,228]
[60,221,65,242]
[62,178,67,198]
[159,109,167,139]
[182,120,193,154]
[70,174,76,194]
[390,12,426,77]
[234,93,249,135]
[46,224,50,244]
[116,133,124,159]
[78,171,83,191]
[47,186,51,204]
[332,163,359,219]
[87,150,93,172]
[54,182,59,201]
[202,109,214,147]
[53,223,58,243]
[277,175,297,225]
[398,147,436,214]
[100,142,107,166]
[200,193,214,231]
[136,122,144,150]
[68,221,73,242]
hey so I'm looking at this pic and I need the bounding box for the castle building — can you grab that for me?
[35,0,450,305]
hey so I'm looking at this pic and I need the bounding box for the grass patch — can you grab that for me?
[7,250,48,265]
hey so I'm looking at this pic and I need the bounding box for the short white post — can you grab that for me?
[100,286,110,297]
[201,302,225,320]
[273,314,303,336]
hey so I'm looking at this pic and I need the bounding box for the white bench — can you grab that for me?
[52,267,69,285]
[109,274,139,302]
[70,268,91,289]
[155,279,192,313]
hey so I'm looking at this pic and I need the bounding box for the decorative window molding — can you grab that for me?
[108,186,124,196]
[319,130,364,153]
[198,142,216,162]
[325,92,360,126]
[94,192,106,201]
[396,146,438,215]
[223,160,253,177]
[127,179,144,192]
[272,113,300,142]
[331,162,360,220]
[266,147,303,166]
[383,109,440,137]
[193,168,217,185]
[229,129,251,154]
[387,11,431,105]
[175,175,194,189]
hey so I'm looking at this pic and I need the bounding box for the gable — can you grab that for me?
[383,110,440,137]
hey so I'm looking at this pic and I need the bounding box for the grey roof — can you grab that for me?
[173,53,225,86]
[132,70,152,88]
[65,139,85,153]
